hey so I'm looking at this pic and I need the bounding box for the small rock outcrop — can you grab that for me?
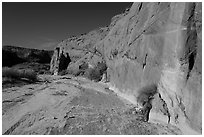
[50,47,71,75]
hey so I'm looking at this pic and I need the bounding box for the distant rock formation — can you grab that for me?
[50,47,71,75]
[50,27,109,75]
[50,2,202,134]
[3,45,54,67]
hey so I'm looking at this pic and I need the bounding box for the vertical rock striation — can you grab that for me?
[96,2,201,134]
[50,47,71,75]
[50,2,201,134]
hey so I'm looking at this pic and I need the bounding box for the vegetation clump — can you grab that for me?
[58,61,107,82]
[85,62,107,82]
[2,67,37,82]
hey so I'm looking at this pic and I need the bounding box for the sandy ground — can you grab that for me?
[2,75,182,135]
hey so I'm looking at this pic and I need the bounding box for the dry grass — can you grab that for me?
[2,67,37,82]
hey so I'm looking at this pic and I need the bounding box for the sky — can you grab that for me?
[2,2,133,50]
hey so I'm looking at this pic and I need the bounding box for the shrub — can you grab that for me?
[97,62,107,74]
[59,62,107,81]
[22,69,37,81]
[61,62,88,76]
[59,68,84,76]
[85,62,107,82]
[85,68,102,82]
[2,67,37,82]
[2,67,19,79]
[58,69,69,76]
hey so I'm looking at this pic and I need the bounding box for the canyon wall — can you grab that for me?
[96,2,202,134]
[50,2,202,134]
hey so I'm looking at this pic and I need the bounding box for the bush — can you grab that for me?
[59,68,84,76]
[58,69,69,76]
[2,67,37,82]
[85,68,102,82]
[85,62,107,82]
[58,62,107,81]
[60,62,88,76]
[97,62,107,74]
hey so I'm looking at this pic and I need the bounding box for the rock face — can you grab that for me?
[50,47,71,75]
[50,2,202,134]
[50,27,109,74]
[97,2,202,134]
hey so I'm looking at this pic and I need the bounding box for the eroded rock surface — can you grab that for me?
[49,2,201,134]
[97,2,201,134]
[50,28,109,74]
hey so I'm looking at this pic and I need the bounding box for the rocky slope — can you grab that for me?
[50,27,109,75]
[2,75,182,135]
[50,2,202,134]
[3,45,53,67]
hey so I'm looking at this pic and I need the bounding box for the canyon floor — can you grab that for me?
[2,74,182,135]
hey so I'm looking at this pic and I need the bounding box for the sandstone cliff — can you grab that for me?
[50,2,202,134]
[50,27,109,75]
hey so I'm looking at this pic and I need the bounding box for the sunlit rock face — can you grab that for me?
[50,2,201,134]
[96,2,201,134]
[50,28,109,74]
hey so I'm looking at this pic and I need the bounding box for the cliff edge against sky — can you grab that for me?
[50,2,202,134]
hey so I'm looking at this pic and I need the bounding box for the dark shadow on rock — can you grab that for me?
[59,52,71,72]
